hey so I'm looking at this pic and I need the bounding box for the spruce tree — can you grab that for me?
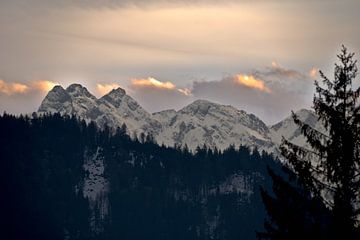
[260,46,360,239]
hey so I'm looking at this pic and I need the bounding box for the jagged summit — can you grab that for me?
[103,87,126,98]
[38,85,72,114]
[66,83,84,91]
[38,83,320,153]
[38,83,158,136]
[51,85,66,92]
[100,87,127,108]
[66,83,95,99]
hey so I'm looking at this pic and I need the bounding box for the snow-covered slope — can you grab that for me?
[39,84,320,153]
[38,84,161,136]
[153,100,275,152]
[269,109,325,148]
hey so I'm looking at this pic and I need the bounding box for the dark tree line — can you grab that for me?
[259,46,360,239]
[0,112,282,240]
[100,129,282,240]
[0,113,92,240]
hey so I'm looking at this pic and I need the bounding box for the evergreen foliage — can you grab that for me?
[0,112,281,240]
[259,46,360,239]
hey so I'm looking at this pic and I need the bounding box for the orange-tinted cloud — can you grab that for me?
[234,74,271,93]
[96,83,122,96]
[31,80,59,92]
[131,77,192,97]
[309,67,318,79]
[0,80,29,95]
[0,79,60,95]
[271,61,280,68]
[131,77,176,90]
[178,88,192,96]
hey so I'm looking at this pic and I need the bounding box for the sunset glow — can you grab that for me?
[131,77,176,90]
[309,67,318,79]
[32,80,59,92]
[234,74,271,93]
[0,80,29,95]
[0,0,359,123]
[96,83,122,96]
[178,88,192,96]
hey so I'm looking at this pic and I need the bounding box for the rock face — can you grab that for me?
[38,84,322,153]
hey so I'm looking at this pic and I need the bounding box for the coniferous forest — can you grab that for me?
[0,113,283,240]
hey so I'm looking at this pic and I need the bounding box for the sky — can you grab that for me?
[0,0,359,124]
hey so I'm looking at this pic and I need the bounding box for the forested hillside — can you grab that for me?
[0,113,282,240]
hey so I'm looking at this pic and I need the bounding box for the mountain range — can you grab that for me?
[38,83,319,154]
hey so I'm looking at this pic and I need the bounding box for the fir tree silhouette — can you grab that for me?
[259,46,360,239]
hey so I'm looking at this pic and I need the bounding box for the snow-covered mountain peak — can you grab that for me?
[66,83,95,99]
[100,88,127,108]
[269,108,324,147]
[104,87,126,99]
[38,84,322,154]
[271,109,315,132]
[51,85,66,93]
[45,85,69,101]
[38,85,72,114]
[180,99,219,115]
[150,99,274,151]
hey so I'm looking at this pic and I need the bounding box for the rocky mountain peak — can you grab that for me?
[51,85,66,93]
[45,85,69,101]
[100,87,127,108]
[180,99,220,116]
[66,84,95,99]
[38,83,321,153]
[268,108,324,148]
[108,87,126,97]
[38,85,72,113]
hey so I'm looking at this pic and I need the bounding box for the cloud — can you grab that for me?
[96,83,122,96]
[234,74,271,93]
[131,77,176,90]
[0,79,59,95]
[309,67,318,79]
[31,80,59,92]
[266,61,304,79]
[0,79,58,114]
[177,88,192,96]
[128,77,193,112]
[190,62,315,123]
[0,80,29,95]
[130,77,191,96]
[251,61,314,96]
[1,0,252,10]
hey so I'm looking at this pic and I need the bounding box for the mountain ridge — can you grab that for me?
[38,83,317,153]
